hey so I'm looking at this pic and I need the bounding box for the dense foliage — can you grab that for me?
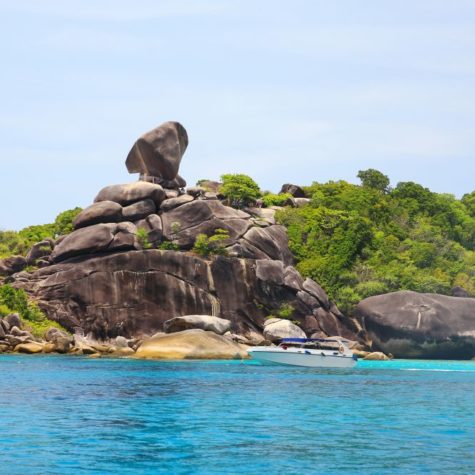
[262,192,293,207]
[277,171,475,312]
[0,285,66,337]
[0,208,82,258]
[220,174,261,207]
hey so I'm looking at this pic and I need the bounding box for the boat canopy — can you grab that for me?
[280,338,342,344]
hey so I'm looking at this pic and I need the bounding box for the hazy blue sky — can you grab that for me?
[1,0,475,230]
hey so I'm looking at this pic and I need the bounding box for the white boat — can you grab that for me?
[247,338,358,368]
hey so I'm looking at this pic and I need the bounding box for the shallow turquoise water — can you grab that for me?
[0,356,474,474]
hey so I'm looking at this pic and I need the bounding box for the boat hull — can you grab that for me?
[248,348,357,368]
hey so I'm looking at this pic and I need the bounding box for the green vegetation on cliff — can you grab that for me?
[277,170,475,312]
[2,172,475,316]
[0,208,82,258]
[220,174,261,207]
[0,285,66,337]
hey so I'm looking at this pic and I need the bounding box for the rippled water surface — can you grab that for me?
[1,356,474,474]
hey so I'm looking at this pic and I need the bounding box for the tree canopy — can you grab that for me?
[278,172,475,312]
[220,174,261,207]
[357,168,390,193]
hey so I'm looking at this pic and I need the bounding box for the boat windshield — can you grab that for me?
[279,341,345,351]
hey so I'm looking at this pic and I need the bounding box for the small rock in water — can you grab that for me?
[363,351,390,361]
[14,342,44,354]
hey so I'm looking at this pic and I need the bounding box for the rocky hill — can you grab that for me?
[5,122,363,345]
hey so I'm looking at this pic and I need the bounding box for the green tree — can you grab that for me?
[357,169,390,193]
[220,174,261,207]
[462,191,475,217]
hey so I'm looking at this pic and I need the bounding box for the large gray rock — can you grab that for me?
[297,290,320,310]
[242,226,294,266]
[245,207,276,225]
[122,199,156,221]
[197,180,221,193]
[4,313,21,329]
[280,184,306,198]
[160,194,194,212]
[163,315,232,335]
[94,182,166,207]
[283,266,304,291]
[50,223,138,262]
[26,240,54,265]
[355,291,475,359]
[255,260,284,285]
[73,201,123,229]
[135,214,163,244]
[125,121,188,181]
[263,318,306,342]
[0,256,27,276]
[161,200,251,248]
[159,175,187,189]
[186,186,206,198]
[302,278,330,309]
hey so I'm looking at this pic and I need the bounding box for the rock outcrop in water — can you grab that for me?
[7,121,363,348]
[355,291,475,359]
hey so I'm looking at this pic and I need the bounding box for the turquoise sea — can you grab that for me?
[0,356,474,474]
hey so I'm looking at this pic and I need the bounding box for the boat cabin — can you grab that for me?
[279,338,347,353]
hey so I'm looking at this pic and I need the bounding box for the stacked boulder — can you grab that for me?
[49,180,294,265]
[9,121,363,346]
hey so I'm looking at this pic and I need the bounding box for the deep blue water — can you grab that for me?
[0,356,474,474]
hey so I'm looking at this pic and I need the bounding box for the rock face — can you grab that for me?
[135,329,248,359]
[26,240,54,265]
[126,121,188,181]
[0,256,27,276]
[355,291,475,359]
[15,249,360,342]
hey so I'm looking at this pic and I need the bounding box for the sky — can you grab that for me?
[1,0,475,230]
